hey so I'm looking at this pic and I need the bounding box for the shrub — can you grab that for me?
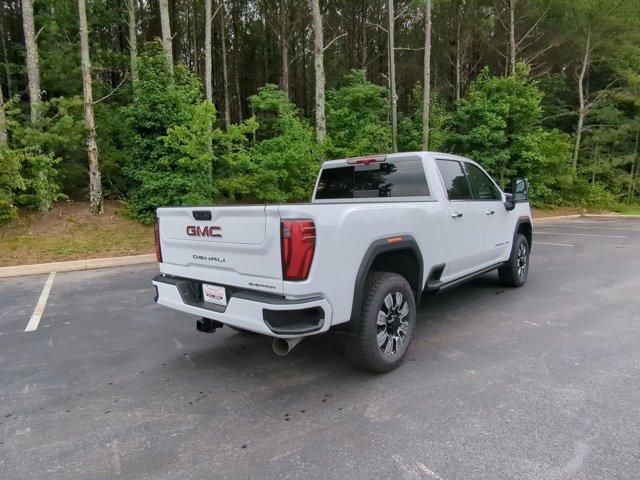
[119,43,214,222]
[0,146,24,224]
[247,85,321,202]
[326,70,390,158]
[398,85,449,152]
[445,63,573,205]
[0,146,64,223]
[12,96,86,196]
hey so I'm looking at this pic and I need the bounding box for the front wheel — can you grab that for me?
[498,233,530,287]
[346,272,416,373]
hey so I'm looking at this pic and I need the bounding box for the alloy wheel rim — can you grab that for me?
[517,242,528,279]
[376,291,409,356]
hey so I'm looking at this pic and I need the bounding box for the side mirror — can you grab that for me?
[504,192,516,211]
[511,178,529,202]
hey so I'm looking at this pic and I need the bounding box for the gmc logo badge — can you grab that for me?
[186,225,222,238]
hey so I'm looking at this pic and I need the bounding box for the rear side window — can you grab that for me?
[465,163,501,200]
[315,159,430,200]
[436,159,472,200]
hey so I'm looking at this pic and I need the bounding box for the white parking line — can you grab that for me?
[533,241,575,247]
[538,224,640,232]
[25,272,56,333]
[535,232,627,239]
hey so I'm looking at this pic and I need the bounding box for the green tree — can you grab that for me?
[119,43,214,222]
[446,64,573,205]
[398,85,449,153]
[0,146,24,224]
[247,85,321,202]
[326,70,390,158]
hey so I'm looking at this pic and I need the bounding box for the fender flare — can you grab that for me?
[512,216,533,255]
[348,236,424,326]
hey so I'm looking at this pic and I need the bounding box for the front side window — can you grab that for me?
[465,163,501,200]
[436,159,472,200]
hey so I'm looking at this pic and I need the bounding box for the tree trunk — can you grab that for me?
[22,0,50,210]
[422,0,431,150]
[21,0,42,123]
[387,0,397,152]
[0,16,12,97]
[78,0,103,215]
[455,2,463,101]
[508,0,517,75]
[231,2,243,121]
[572,30,591,171]
[204,0,213,103]
[220,1,231,128]
[159,0,173,74]
[0,79,7,145]
[127,0,138,84]
[279,0,290,98]
[192,1,198,73]
[628,130,639,204]
[361,4,368,68]
[309,0,326,142]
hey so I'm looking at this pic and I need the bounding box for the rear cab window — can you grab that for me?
[314,157,430,200]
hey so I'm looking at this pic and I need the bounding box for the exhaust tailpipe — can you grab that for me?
[272,337,304,356]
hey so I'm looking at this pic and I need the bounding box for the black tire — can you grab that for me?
[498,233,530,287]
[346,272,416,373]
[229,326,259,335]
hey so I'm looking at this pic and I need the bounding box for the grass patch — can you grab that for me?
[533,203,640,218]
[0,201,154,267]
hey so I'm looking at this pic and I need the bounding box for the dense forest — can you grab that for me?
[0,0,639,224]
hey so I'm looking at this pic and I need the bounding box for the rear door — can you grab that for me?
[463,162,512,262]
[157,205,284,293]
[435,159,487,277]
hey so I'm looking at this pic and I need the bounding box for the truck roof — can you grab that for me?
[319,151,466,168]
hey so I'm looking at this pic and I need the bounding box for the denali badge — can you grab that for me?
[193,254,226,263]
[186,225,222,238]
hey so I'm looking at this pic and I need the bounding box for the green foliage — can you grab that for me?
[0,147,25,224]
[212,118,259,201]
[119,43,214,222]
[529,129,575,206]
[246,85,321,202]
[14,147,66,209]
[326,70,390,158]
[0,146,64,223]
[398,84,449,152]
[445,64,573,205]
[12,97,86,195]
[446,65,542,182]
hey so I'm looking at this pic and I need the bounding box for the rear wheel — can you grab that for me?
[498,233,530,287]
[346,272,416,373]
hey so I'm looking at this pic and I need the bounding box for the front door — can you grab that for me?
[463,162,512,263]
[435,159,487,278]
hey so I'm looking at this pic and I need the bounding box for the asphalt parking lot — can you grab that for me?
[1,217,639,480]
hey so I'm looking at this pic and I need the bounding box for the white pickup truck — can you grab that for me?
[153,151,532,372]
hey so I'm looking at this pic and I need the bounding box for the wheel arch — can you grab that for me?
[515,216,533,250]
[348,236,424,327]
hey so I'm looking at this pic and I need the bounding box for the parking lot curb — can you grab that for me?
[0,254,156,279]
[534,213,639,223]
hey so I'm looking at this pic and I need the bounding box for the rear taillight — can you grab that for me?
[154,219,163,263]
[281,220,316,281]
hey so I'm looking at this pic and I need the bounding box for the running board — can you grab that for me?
[430,263,504,293]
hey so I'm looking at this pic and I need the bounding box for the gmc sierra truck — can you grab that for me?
[153,151,532,372]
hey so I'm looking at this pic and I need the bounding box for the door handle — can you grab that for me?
[486,210,495,216]
[451,212,463,219]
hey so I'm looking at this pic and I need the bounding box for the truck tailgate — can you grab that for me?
[156,205,284,294]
